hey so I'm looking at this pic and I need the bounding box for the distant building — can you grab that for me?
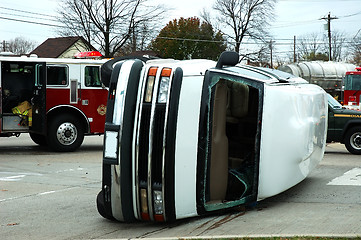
[30,36,97,58]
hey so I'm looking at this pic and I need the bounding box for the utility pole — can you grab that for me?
[293,36,297,63]
[269,40,274,68]
[321,12,338,61]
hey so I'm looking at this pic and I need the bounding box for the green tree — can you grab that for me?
[150,17,227,60]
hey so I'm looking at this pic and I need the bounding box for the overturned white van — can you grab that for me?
[96,51,328,222]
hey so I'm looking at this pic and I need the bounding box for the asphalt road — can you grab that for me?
[1,134,360,240]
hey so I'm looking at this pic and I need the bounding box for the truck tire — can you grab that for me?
[101,56,156,87]
[29,133,47,146]
[344,126,361,154]
[47,114,84,152]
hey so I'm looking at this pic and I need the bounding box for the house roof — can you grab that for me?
[30,36,96,58]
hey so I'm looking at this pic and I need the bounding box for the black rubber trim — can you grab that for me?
[119,60,144,222]
[100,164,114,219]
[164,67,183,222]
[196,70,211,215]
[99,62,124,220]
[105,62,124,122]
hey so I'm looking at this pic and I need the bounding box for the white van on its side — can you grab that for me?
[97,51,328,222]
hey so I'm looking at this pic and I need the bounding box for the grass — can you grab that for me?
[180,237,361,240]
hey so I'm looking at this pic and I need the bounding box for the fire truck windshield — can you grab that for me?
[344,74,361,90]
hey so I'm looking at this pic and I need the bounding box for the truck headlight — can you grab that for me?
[153,190,163,215]
[157,76,170,103]
[157,68,172,103]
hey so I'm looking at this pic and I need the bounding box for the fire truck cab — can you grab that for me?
[0,55,108,151]
[343,67,361,107]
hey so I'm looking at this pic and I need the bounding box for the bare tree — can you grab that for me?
[348,36,361,65]
[297,32,323,60]
[296,31,347,61]
[57,0,166,57]
[211,0,277,54]
[7,37,38,55]
[326,30,347,61]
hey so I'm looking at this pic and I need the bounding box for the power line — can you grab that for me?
[0,6,56,18]
[0,14,357,46]
[0,11,58,22]
[0,16,63,28]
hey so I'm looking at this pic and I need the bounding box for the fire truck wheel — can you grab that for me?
[344,126,361,155]
[29,133,47,146]
[47,114,84,152]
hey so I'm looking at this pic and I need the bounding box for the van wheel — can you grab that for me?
[29,133,47,146]
[344,126,361,154]
[47,114,84,152]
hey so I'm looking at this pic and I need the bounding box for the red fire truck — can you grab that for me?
[343,67,361,106]
[0,54,108,151]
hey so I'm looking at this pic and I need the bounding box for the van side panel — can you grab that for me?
[258,84,327,200]
[174,76,204,219]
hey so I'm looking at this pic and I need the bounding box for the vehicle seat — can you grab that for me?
[209,80,229,201]
[226,81,249,123]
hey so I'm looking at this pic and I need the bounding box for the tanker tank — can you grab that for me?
[278,61,356,98]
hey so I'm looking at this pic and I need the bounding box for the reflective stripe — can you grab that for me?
[12,107,30,116]
[12,107,21,115]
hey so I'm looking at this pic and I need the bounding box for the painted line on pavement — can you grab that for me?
[327,167,361,186]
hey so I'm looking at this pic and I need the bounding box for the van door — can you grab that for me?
[31,63,47,135]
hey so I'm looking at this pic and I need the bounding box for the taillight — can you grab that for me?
[140,188,150,220]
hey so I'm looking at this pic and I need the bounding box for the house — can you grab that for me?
[30,36,97,58]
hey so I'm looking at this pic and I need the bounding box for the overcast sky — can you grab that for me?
[1,0,360,58]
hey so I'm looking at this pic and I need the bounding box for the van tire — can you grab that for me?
[344,126,361,154]
[101,56,156,87]
[47,114,84,152]
[29,133,47,146]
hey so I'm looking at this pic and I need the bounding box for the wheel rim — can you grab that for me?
[350,132,361,150]
[56,122,78,146]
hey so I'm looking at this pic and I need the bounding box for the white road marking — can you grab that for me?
[0,187,79,202]
[0,175,26,181]
[327,167,361,186]
[0,172,42,181]
[0,168,85,182]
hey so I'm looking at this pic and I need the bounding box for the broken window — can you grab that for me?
[202,74,262,211]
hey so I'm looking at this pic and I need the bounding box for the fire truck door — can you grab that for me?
[31,63,47,135]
